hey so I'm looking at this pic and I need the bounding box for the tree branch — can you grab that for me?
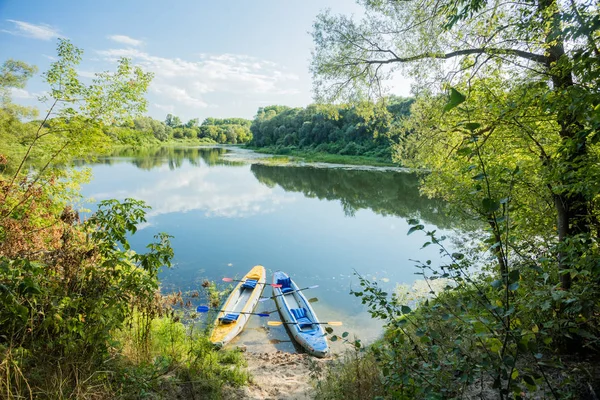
[345,47,548,65]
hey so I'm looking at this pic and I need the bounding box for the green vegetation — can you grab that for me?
[0,40,247,399]
[250,146,397,166]
[311,0,600,398]
[248,98,413,164]
[102,114,253,147]
[163,114,252,144]
[251,164,453,228]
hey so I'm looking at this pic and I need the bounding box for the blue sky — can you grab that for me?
[0,0,411,122]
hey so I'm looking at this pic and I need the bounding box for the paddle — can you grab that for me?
[196,305,272,317]
[259,285,319,302]
[267,321,343,326]
[222,277,282,288]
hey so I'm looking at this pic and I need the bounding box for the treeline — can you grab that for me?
[106,114,253,146]
[249,97,414,161]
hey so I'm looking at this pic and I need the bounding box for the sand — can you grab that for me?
[222,349,333,400]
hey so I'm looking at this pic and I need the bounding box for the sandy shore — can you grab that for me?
[223,350,329,400]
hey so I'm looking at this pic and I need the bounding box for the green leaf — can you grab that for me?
[472,173,485,181]
[491,279,503,289]
[508,269,520,284]
[508,282,519,291]
[464,122,481,131]
[401,305,412,314]
[330,335,338,342]
[342,331,349,338]
[457,147,472,156]
[407,225,424,235]
[523,375,536,386]
[443,88,466,112]
[482,198,500,213]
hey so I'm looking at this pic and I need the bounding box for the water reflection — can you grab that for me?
[85,146,452,228]
[251,163,451,228]
[77,146,244,170]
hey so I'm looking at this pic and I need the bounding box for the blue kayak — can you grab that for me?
[272,271,329,358]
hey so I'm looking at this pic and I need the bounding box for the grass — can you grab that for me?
[110,313,249,399]
[246,146,399,167]
[0,310,249,400]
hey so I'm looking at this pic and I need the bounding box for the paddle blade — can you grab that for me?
[257,313,271,317]
[222,277,233,282]
[308,297,319,303]
[327,322,343,326]
[267,321,283,326]
[196,306,209,313]
[258,297,271,302]
[308,285,319,289]
[271,284,282,288]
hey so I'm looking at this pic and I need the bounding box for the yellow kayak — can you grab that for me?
[210,265,266,347]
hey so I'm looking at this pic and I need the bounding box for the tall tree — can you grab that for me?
[312,0,600,289]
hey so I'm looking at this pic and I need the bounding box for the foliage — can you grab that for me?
[0,40,248,399]
[198,117,252,144]
[311,344,385,400]
[110,312,248,399]
[162,114,252,144]
[249,98,414,162]
[312,0,600,290]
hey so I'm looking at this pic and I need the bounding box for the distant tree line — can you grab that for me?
[249,97,414,161]
[165,114,252,144]
[102,114,253,146]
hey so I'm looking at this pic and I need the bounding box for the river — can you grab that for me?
[79,146,457,353]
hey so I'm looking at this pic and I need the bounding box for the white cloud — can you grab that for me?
[77,70,97,78]
[10,88,34,99]
[153,103,175,113]
[9,88,47,100]
[91,164,295,219]
[3,20,61,40]
[152,83,208,108]
[107,34,144,47]
[96,48,300,113]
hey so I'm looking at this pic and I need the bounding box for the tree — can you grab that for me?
[312,0,600,289]
[185,118,199,129]
[165,113,181,128]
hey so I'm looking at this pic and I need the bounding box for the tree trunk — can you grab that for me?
[540,0,590,290]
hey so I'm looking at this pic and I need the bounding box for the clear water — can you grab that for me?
[79,146,456,352]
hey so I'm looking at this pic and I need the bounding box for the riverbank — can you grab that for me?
[223,351,322,399]
[245,146,399,167]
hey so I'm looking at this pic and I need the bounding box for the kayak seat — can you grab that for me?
[291,308,313,329]
[277,277,293,293]
[219,313,239,324]
[242,279,257,289]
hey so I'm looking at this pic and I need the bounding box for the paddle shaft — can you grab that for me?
[222,278,281,287]
[260,285,318,302]
[268,321,342,326]
[196,306,275,317]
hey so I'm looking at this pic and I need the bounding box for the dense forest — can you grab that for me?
[248,97,413,162]
[310,0,600,398]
